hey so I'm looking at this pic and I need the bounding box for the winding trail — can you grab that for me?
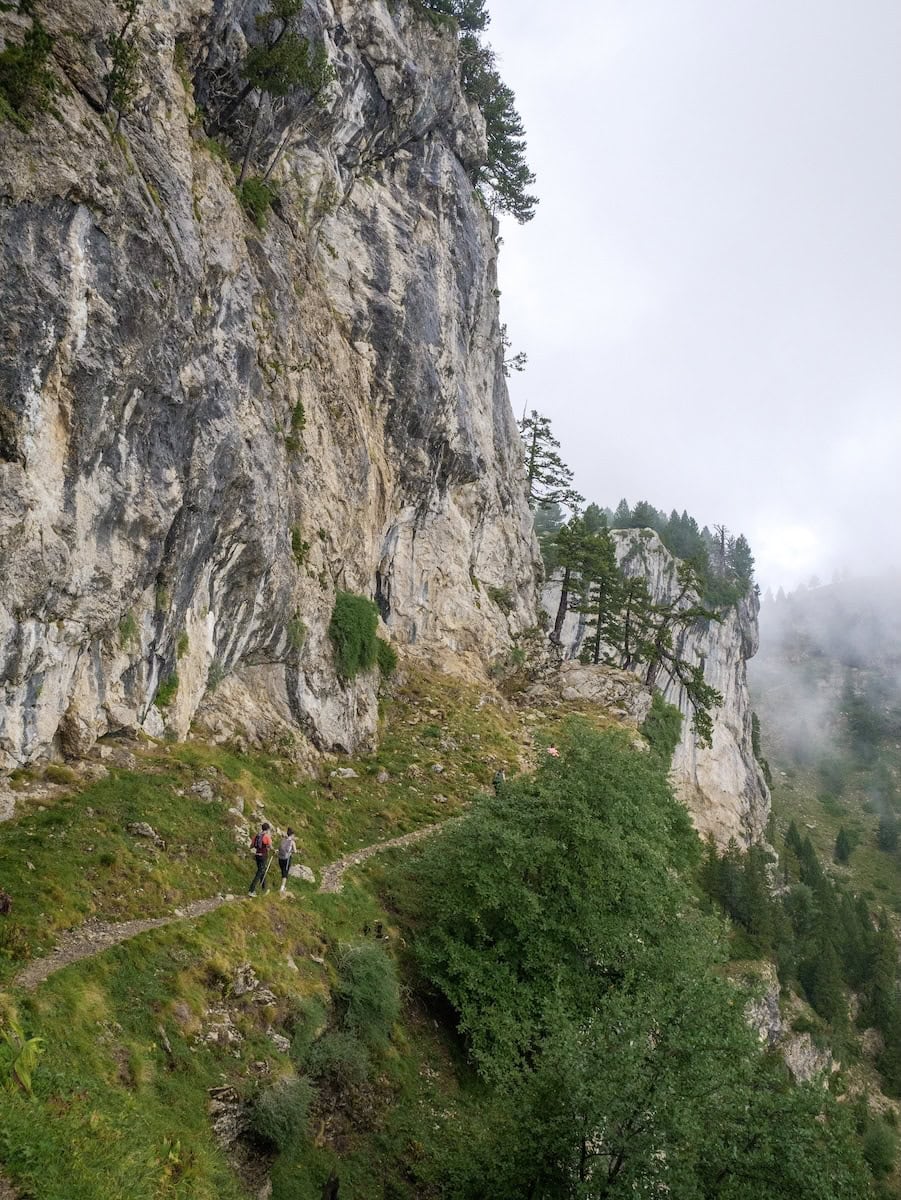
[317,822,445,894]
[12,822,446,991]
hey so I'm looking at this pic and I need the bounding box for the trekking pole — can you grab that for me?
[260,853,274,890]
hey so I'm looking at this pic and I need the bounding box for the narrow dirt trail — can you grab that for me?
[13,822,447,991]
[317,821,445,894]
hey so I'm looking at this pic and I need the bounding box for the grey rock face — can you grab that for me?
[0,0,539,769]
[544,530,770,846]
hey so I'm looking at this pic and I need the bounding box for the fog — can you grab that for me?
[486,0,901,591]
[750,575,901,771]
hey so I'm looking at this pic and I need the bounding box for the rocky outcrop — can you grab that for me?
[743,963,834,1084]
[0,0,540,769]
[544,529,770,846]
[526,661,652,728]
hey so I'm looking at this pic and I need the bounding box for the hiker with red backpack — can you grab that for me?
[248,822,273,895]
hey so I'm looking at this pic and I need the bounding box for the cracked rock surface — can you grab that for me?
[0,0,539,770]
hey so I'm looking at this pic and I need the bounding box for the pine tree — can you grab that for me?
[618,576,654,671]
[629,500,662,532]
[636,564,724,746]
[611,498,631,527]
[877,812,898,853]
[575,526,623,665]
[547,517,595,644]
[518,410,582,513]
[801,935,845,1026]
[0,1,56,127]
[726,533,755,588]
[460,36,537,223]
[833,826,852,864]
[103,0,143,133]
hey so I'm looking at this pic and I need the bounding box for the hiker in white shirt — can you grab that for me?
[278,828,297,894]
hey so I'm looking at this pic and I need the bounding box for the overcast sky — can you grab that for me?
[488,0,901,591]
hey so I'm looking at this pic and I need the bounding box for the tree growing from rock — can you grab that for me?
[518,410,582,514]
[0,0,56,128]
[103,0,143,132]
[215,0,334,185]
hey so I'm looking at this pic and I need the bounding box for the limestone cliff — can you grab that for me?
[545,529,770,846]
[0,0,540,769]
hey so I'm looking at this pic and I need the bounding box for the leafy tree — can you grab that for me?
[0,0,55,128]
[518,410,582,513]
[405,723,698,1077]
[399,723,871,1197]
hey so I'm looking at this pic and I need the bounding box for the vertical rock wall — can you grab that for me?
[0,0,540,769]
[546,530,770,846]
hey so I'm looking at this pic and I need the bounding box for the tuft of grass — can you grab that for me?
[291,527,310,566]
[155,673,179,708]
[44,764,77,786]
[486,585,514,614]
[118,610,139,647]
[376,637,397,678]
[287,613,307,651]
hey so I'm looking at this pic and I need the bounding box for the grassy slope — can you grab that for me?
[0,666,622,1200]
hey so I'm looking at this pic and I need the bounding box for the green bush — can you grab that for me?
[305,1031,369,1087]
[155,673,179,708]
[237,176,277,229]
[335,943,400,1048]
[248,1077,315,1151]
[486,585,514,614]
[863,1119,897,1178]
[119,611,139,647]
[641,692,683,765]
[285,401,306,454]
[291,526,309,565]
[376,637,398,678]
[288,996,328,1065]
[176,632,189,660]
[286,613,307,651]
[0,922,30,962]
[328,592,379,680]
[0,7,56,128]
[402,722,699,1076]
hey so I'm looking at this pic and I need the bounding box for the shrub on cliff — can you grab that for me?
[0,1,56,128]
[641,690,683,764]
[328,592,379,680]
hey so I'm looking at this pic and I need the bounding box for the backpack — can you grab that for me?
[251,831,269,855]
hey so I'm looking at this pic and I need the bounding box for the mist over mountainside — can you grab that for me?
[751,576,901,765]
